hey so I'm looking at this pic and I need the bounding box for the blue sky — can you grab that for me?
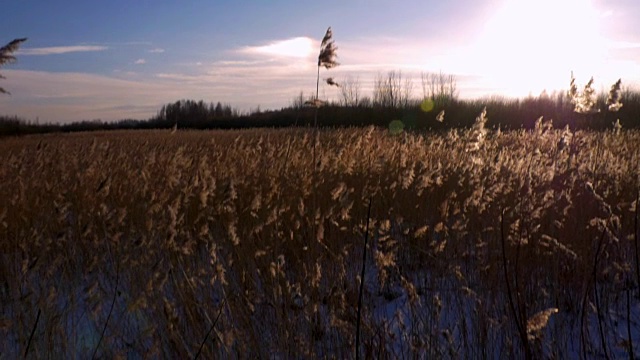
[1,0,639,123]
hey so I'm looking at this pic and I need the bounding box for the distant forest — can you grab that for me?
[2,71,639,137]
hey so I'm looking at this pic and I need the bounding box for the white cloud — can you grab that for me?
[217,60,263,66]
[155,73,202,82]
[135,59,147,65]
[239,37,315,58]
[148,48,165,53]
[18,45,108,55]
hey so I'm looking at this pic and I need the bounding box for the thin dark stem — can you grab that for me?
[194,298,226,360]
[514,229,525,331]
[635,189,640,299]
[24,308,41,359]
[92,260,119,360]
[515,161,534,332]
[316,66,320,102]
[592,228,610,360]
[314,64,320,128]
[277,135,296,248]
[312,65,320,250]
[500,209,531,359]
[627,285,634,360]
[312,119,318,250]
[592,137,602,190]
[580,275,590,359]
[355,196,372,360]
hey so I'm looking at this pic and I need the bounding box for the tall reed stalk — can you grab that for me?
[355,197,372,360]
[311,27,339,246]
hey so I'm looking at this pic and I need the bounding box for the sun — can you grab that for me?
[467,0,609,97]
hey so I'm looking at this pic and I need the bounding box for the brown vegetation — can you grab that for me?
[0,125,639,357]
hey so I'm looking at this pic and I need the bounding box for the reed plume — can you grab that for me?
[325,77,340,87]
[318,27,339,70]
[467,107,487,152]
[315,27,339,111]
[612,119,622,135]
[305,98,326,108]
[0,38,27,66]
[568,72,597,114]
[526,308,559,340]
[606,78,623,112]
[0,38,27,94]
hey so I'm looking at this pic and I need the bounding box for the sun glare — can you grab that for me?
[468,0,609,97]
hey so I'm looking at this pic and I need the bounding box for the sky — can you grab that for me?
[1,0,639,123]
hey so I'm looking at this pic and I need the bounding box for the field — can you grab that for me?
[1,125,639,358]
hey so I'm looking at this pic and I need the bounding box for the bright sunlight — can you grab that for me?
[469,0,609,96]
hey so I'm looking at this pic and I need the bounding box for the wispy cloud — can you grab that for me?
[148,48,165,53]
[239,37,315,58]
[134,59,147,65]
[0,70,185,122]
[217,60,265,66]
[18,45,108,55]
[0,67,310,123]
[155,73,202,82]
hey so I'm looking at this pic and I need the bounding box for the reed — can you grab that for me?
[0,37,27,94]
[1,125,639,357]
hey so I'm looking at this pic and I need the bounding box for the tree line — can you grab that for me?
[2,70,640,137]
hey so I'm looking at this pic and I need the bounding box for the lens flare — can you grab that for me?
[389,120,404,135]
[420,99,435,112]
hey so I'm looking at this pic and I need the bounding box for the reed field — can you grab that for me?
[1,123,640,358]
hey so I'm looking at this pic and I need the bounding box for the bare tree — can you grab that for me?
[290,91,306,110]
[420,71,458,105]
[1,38,27,95]
[339,76,361,107]
[421,72,436,101]
[373,70,413,108]
[400,72,413,108]
[359,96,372,108]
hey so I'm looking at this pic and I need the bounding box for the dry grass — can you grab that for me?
[1,126,639,358]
